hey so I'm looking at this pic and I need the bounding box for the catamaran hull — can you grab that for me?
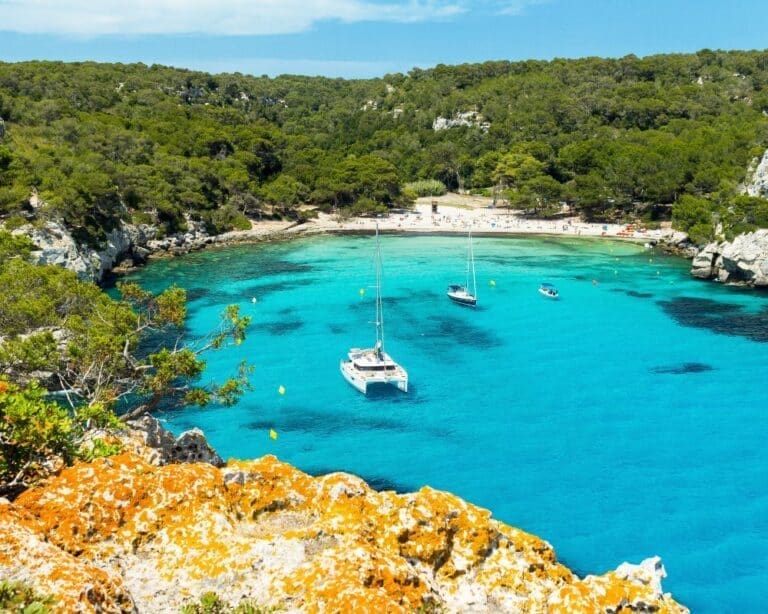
[340,360,408,394]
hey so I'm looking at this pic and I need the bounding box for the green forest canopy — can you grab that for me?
[1,50,768,245]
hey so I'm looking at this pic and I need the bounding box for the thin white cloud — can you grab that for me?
[0,0,465,36]
[494,0,549,16]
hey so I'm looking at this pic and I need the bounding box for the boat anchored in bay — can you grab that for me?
[340,224,408,394]
[539,282,559,299]
[447,230,477,307]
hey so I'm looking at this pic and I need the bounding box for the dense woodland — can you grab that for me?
[1,50,768,247]
[3,51,768,505]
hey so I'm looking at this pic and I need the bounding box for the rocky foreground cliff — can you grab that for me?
[0,424,687,613]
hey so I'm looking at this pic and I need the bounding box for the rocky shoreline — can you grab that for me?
[0,418,689,613]
[9,199,768,290]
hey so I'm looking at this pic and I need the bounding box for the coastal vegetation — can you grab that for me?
[1,50,767,244]
[0,229,251,495]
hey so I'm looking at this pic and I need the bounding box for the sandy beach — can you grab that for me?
[220,193,676,244]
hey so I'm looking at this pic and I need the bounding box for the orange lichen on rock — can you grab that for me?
[547,557,687,614]
[0,502,134,612]
[4,449,690,613]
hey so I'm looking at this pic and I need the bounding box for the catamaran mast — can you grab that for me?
[468,230,477,298]
[375,223,385,352]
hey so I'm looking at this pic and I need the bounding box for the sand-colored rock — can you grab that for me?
[0,447,688,613]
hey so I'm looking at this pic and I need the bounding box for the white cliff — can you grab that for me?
[744,149,768,198]
[691,229,768,286]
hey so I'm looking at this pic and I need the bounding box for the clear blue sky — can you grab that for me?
[0,0,766,78]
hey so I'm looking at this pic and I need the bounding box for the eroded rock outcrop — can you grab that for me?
[0,441,688,613]
[8,214,217,282]
[744,149,768,198]
[12,221,149,282]
[691,229,768,286]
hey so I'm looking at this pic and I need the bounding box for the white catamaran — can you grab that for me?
[447,230,477,307]
[340,225,408,394]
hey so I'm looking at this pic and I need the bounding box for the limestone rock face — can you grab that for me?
[123,415,224,466]
[1,449,688,613]
[10,215,211,281]
[744,149,768,198]
[18,221,97,280]
[13,221,142,282]
[691,241,721,279]
[690,229,768,286]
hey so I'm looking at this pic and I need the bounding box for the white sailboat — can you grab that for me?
[340,225,408,394]
[447,230,477,307]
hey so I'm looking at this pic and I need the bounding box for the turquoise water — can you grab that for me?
[122,234,768,612]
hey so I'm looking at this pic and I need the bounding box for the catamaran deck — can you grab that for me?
[340,348,408,394]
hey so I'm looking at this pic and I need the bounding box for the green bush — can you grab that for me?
[78,437,123,462]
[202,206,252,233]
[0,580,54,613]
[1,214,30,232]
[0,230,34,262]
[687,222,716,245]
[0,379,77,494]
[180,592,270,614]
[403,180,447,197]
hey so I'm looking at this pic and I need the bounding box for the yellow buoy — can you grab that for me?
[278,385,286,395]
[269,429,278,440]
[490,279,496,287]
[359,288,365,298]
[251,297,257,304]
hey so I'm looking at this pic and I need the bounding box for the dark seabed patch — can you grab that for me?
[184,287,211,302]
[328,323,346,334]
[610,288,654,299]
[224,260,314,284]
[252,320,304,335]
[245,402,443,438]
[403,315,502,354]
[244,407,408,437]
[245,278,317,299]
[477,255,510,266]
[308,468,415,494]
[651,362,715,375]
[658,297,768,342]
[389,288,443,304]
[349,290,410,311]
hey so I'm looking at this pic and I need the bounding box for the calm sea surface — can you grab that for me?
[121,234,768,612]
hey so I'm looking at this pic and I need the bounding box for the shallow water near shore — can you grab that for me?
[122,234,768,612]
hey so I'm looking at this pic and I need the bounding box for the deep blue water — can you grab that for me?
[122,234,768,612]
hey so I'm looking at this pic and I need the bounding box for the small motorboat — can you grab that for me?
[539,282,559,299]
